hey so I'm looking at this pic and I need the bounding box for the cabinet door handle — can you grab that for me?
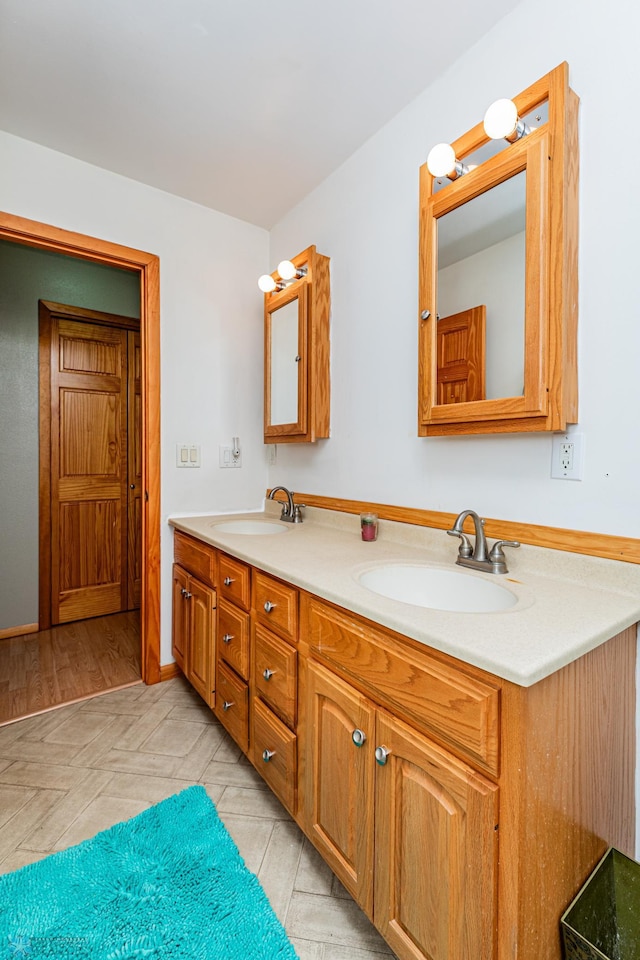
[375,745,390,766]
[184,591,192,600]
[263,668,274,681]
[222,634,233,644]
[352,728,367,747]
[180,587,186,596]
[263,601,276,613]
[223,577,234,586]
[222,700,234,711]
[262,749,276,762]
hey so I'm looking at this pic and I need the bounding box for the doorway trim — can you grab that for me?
[0,211,161,684]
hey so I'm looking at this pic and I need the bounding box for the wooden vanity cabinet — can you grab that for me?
[214,552,252,749]
[250,571,299,815]
[171,533,217,708]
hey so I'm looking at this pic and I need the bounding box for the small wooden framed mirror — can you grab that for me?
[263,245,330,443]
[418,62,579,436]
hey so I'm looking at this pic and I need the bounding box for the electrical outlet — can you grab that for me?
[219,445,241,468]
[551,433,584,480]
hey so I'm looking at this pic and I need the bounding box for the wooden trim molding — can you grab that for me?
[160,663,183,682]
[0,211,162,684]
[268,491,640,565]
[0,623,39,642]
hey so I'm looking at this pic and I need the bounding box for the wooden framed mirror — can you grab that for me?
[418,62,579,436]
[263,245,330,444]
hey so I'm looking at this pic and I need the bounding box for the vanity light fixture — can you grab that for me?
[426,142,469,180]
[277,260,308,281]
[258,274,280,293]
[257,260,308,293]
[483,98,531,142]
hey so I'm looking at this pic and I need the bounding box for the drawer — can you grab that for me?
[215,660,249,753]
[305,596,500,775]
[173,531,216,588]
[251,697,297,815]
[218,553,251,611]
[253,625,297,728]
[254,571,298,641]
[218,598,250,681]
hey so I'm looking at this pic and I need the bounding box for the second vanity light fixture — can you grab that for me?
[426,96,532,180]
[258,260,308,293]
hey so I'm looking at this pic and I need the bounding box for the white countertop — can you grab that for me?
[169,504,640,687]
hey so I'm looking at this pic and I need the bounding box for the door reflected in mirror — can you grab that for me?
[270,298,300,426]
[437,171,526,402]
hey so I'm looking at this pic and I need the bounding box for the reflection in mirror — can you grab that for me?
[270,299,300,425]
[436,171,526,401]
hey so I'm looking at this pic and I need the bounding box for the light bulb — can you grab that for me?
[483,99,519,140]
[258,274,276,293]
[277,260,297,281]
[426,143,457,178]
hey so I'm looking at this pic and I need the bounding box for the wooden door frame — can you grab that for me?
[0,212,161,685]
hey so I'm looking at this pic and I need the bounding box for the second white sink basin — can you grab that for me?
[358,563,517,613]
[211,520,287,536]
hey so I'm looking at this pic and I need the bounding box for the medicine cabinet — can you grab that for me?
[263,245,330,444]
[418,62,579,436]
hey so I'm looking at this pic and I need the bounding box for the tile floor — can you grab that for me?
[0,676,395,960]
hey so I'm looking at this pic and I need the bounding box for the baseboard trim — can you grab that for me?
[268,491,640,565]
[159,663,182,682]
[0,622,39,642]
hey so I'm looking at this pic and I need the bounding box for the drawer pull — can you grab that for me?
[262,749,276,762]
[352,728,367,747]
[263,601,276,613]
[375,745,390,766]
[223,577,234,587]
[262,668,274,681]
[222,700,234,712]
[222,634,234,644]
[184,591,192,599]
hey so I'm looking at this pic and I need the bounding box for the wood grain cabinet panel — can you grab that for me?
[254,571,298,641]
[305,595,500,775]
[251,697,297,814]
[253,624,297,727]
[218,598,250,681]
[171,562,216,708]
[173,532,216,588]
[218,553,251,611]
[215,660,249,753]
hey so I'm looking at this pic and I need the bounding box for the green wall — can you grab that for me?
[0,239,140,632]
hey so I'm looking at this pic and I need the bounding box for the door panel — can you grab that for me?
[374,710,498,960]
[305,660,375,916]
[437,306,486,405]
[188,577,216,707]
[127,331,142,609]
[51,319,128,623]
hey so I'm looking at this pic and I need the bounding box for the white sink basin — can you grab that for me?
[358,564,517,613]
[211,520,287,536]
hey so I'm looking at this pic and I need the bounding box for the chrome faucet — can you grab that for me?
[447,509,519,575]
[267,485,305,523]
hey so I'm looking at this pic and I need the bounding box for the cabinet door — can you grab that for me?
[305,661,375,916]
[188,577,216,708]
[171,563,189,674]
[374,711,498,960]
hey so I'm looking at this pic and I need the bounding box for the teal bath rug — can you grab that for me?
[0,785,298,959]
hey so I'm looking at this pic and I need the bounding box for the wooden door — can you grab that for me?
[127,330,142,610]
[374,710,498,960]
[188,577,216,707]
[305,660,376,916]
[50,319,129,623]
[437,306,486,405]
[172,563,189,674]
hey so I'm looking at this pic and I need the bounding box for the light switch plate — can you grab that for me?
[176,443,201,467]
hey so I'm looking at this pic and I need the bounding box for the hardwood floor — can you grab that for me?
[0,611,141,724]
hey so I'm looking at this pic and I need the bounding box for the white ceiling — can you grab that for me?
[0,0,524,229]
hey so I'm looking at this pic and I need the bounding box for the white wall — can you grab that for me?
[268,0,640,541]
[0,131,269,662]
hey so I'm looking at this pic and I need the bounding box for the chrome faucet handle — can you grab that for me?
[488,539,520,574]
[292,503,306,523]
[446,528,473,558]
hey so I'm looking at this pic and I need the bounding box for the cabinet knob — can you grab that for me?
[223,577,234,586]
[375,745,390,766]
[222,700,234,712]
[352,728,367,747]
[263,668,274,681]
[180,587,186,596]
[184,591,192,599]
[263,601,276,613]
[222,634,233,644]
[262,749,276,762]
